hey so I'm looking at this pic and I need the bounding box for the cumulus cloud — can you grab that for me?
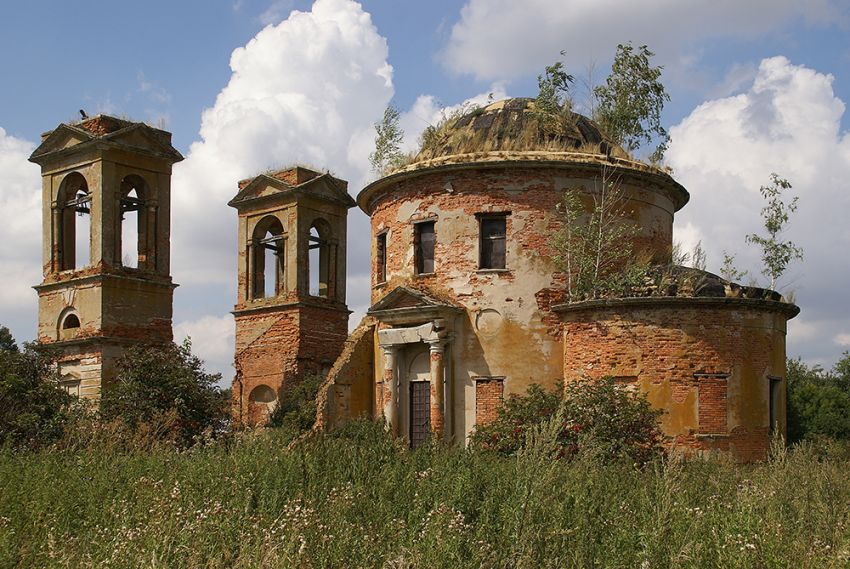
[667,56,850,366]
[0,128,41,343]
[441,0,846,81]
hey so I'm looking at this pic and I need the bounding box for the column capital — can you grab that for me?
[426,338,447,354]
[380,344,402,357]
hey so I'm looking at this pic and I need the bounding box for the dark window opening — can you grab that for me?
[376,232,387,284]
[414,221,435,275]
[769,376,782,433]
[62,314,80,329]
[479,216,506,270]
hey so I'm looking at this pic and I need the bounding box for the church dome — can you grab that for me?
[410,97,630,164]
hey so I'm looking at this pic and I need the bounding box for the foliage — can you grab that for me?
[672,241,708,271]
[745,173,803,290]
[534,57,574,133]
[100,340,227,446]
[720,250,750,283]
[470,378,664,465]
[551,168,649,300]
[787,354,850,443]
[369,104,405,175]
[0,345,75,449]
[0,325,17,353]
[594,43,670,162]
[268,373,322,433]
[6,422,850,567]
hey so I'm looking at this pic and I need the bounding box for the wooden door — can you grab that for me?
[410,381,430,449]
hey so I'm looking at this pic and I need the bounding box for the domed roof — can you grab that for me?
[411,97,629,163]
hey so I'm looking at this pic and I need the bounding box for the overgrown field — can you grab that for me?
[1,422,849,569]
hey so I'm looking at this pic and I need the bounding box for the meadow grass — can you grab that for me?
[1,421,849,568]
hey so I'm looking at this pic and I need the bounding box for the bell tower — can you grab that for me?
[29,115,183,398]
[229,166,354,426]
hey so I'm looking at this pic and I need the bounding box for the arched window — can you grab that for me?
[308,220,331,298]
[59,310,81,340]
[119,175,147,269]
[247,384,277,425]
[251,216,285,299]
[57,173,90,271]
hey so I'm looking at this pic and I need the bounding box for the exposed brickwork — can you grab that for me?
[475,377,504,426]
[233,304,349,426]
[76,115,130,136]
[560,300,790,462]
[698,377,728,434]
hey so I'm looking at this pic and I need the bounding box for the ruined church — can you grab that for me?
[30,98,799,462]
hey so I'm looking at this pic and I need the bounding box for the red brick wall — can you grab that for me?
[475,377,504,426]
[698,376,728,434]
[560,299,790,462]
[232,303,349,426]
[367,165,677,305]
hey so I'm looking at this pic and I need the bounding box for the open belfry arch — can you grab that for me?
[229,166,354,426]
[28,115,183,398]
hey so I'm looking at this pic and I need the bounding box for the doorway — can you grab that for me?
[410,381,430,449]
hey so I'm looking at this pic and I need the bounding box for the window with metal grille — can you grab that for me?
[414,221,435,274]
[479,215,506,269]
[410,381,431,449]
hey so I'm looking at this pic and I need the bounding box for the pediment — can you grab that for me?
[29,122,183,165]
[369,286,458,312]
[229,172,355,208]
[29,125,93,162]
[103,124,183,162]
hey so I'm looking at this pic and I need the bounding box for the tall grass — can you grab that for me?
[1,420,849,568]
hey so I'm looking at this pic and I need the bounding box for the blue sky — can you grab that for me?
[2,0,849,379]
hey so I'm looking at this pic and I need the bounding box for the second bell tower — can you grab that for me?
[229,166,354,425]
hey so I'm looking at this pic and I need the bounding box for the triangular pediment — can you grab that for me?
[29,121,183,165]
[369,286,457,312]
[229,171,355,208]
[29,125,93,162]
[103,124,183,162]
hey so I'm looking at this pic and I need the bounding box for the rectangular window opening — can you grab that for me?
[479,215,506,270]
[769,376,782,434]
[414,221,435,275]
[376,232,387,284]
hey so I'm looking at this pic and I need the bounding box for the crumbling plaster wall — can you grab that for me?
[363,164,679,442]
[559,299,791,462]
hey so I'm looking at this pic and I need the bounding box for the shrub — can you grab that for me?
[787,355,850,443]
[470,377,664,464]
[268,373,322,433]
[100,339,227,446]
[0,345,75,449]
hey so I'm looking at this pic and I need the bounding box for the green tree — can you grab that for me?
[534,57,574,133]
[0,325,17,352]
[719,250,749,283]
[787,353,850,443]
[552,167,647,300]
[0,345,74,449]
[100,339,227,446]
[746,173,803,290]
[369,104,405,175]
[594,43,670,162]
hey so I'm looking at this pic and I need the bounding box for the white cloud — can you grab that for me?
[441,0,846,81]
[835,334,850,348]
[0,127,41,342]
[174,315,236,382]
[171,0,392,290]
[397,83,509,154]
[667,56,850,365]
